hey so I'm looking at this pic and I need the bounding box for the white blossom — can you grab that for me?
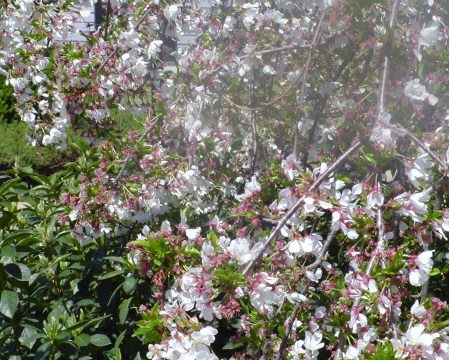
[404,79,438,105]
[418,24,442,47]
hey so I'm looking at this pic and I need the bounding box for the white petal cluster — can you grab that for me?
[409,250,434,287]
[235,176,261,200]
[249,272,284,314]
[395,191,430,222]
[147,327,219,360]
[288,233,323,256]
[289,331,324,360]
[404,79,438,105]
[391,324,439,358]
[418,24,442,47]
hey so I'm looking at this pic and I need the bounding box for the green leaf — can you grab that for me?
[4,263,21,279]
[34,341,51,360]
[133,303,163,344]
[429,268,441,276]
[0,178,19,197]
[74,333,91,347]
[365,342,395,359]
[65,315,110,332]
[55,330,71,341]
[20,326,44,349]
[1,244,16,258]
[123,276,138,294]
[114,329,127,349]
[90,334,111,347]
[222,341,245,350]
[17,263,32,281]
[4,229,34,243]
[113,330,127,360]
[207,231,218,248]
[20,166,33,174]
[0,290,19,318]
[98,269,125,280]
[119,298,132,325]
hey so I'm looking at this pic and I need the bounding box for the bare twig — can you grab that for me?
[366,169,386,274]
[113,115,160,187]
[374,0,401,125]
[334,169,387,359]
[243,135,367,276]
[104,0,112,41]
[95,4,154,75]
[275,227,338,360]
[307,227,339,272]
[300,56,350,167]
[250,73,258,175]
[293,12,325,156]
[222,67,305,111]
[334,1,401,357]
[392,124,448,171]
[224,12,326,113]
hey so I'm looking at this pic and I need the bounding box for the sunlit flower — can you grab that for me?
[404,79,438,105]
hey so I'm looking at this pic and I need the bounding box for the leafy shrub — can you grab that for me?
[0,76,19,123]
[0,159,149,359]
[0,121,58,171]
[0,109,144,172]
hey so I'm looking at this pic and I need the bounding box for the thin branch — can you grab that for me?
[418,183,443,303]
[275,302,301,360]
[366,169,386,274]
[392,124,448,171]
[275,227,338,360]
[222,68,305,111]
[293,11,325,156]
[224,12,326,113]
[254,43,316,57]
[392,213,401,248]
[250,73,258,175]
[334,2,401,356]
[104,0,112,41]
[308,227,338,272]
[374,0,401,125]
[300,56,351,167]
[334,170,386,359]
[246,33,333,57]
[113,116,160,187]
[95,4,154,76]
[242,135,368,276]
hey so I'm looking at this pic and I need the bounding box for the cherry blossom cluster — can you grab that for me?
[3,0,449,359]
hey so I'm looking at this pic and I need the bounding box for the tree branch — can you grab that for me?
[293,11,325,156]
[275,227,338,360]
[95,4,154,76]
[243,135,368,276]
[392,124,448,171]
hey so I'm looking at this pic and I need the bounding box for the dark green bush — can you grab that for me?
[0,76,19,123]
[0,159,149,359]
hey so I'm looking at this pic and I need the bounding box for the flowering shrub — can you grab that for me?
[2,0,449,359]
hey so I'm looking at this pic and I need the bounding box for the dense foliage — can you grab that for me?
[0,160,150,359]
[1,0,449,359]
[0,76,19,123]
